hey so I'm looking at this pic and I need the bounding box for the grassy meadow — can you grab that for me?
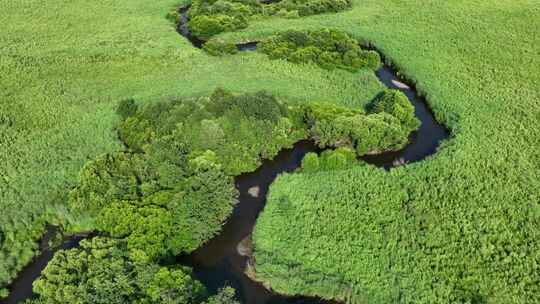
[0,0,539,302]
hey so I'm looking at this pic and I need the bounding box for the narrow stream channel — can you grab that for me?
[178,141,333,304]
[2,7,449,304]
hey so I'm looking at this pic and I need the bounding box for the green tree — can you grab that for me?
[32,237,207,304]
[301,152,320,172]
[369,90,420,133]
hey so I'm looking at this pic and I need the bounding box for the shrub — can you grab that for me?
[369,89,420,133]
[301,152,320,172]
[346,113,408,155]
[259,29,381,71]
[69,152,150,215]
[206,89,288,122]
[272,0,352,16]
[303,102,362,146]
[116,98,138,120]
[166,9,181,25]
[276,9,300,18]
[301,148,357,173]
[188,15,246,40]
[202,287,239,304]
[203,39,239,56]
[321,147,356,170]
[365,50,382,70]
[303,100,414,155]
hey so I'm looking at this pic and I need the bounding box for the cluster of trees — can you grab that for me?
[187,0,352,40]
[264,0,352,17]
[301,90,419,155]
[118,88,306,175]
[69,144,237,261]
[188,0,260,39]
[258,29,381,71]
[26,237,238,304]
[301,148,357,173]
[69,89,308,262]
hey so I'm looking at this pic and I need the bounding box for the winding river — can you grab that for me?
[2,6,448,304]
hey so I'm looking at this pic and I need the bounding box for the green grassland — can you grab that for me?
[1,0,539,302]
[0,0,382,293]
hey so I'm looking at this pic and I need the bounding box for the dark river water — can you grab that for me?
[1,7,449,304]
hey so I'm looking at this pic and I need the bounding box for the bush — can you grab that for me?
[301,148,357,173]
[116,98,138,120]
[303,100,414,155]
[301,152,320,172]
[202,287,239,304]
[369,89,420,133]
[365,50,382,70]
[272,0,352,17]
[259,29,381,71]
[166,9,181,25]
[303,102,361,147]
[203,39,239,56]
[344,113,408,155]
[322,147,356,170]
[206,89,288,123]
[189,15,246,40]
[276,9,300,18]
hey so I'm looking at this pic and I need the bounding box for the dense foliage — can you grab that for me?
[187,0,352,39]
[301,148,357,173]
[69,148,237,261]
[368,90,419,132]
[117,88,307,175]
[203,39,239,56]
[68,89,314,261]
[264,0,352,17]
[201,287,239,304]
[303,89,418,154]
[258,29,381,71]
[3,0,540,303]
[27,237,207,304]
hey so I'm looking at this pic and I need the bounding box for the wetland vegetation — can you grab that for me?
[1,0,539,303]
